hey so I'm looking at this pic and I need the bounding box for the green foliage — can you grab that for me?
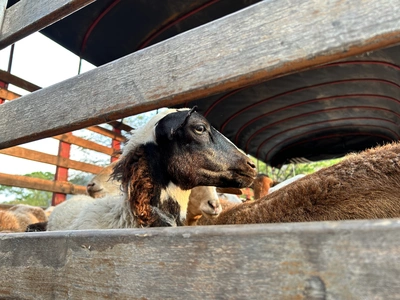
[0,171,92,207]
[0,171,54,207]
[251,157,343,183]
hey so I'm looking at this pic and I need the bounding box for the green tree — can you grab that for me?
[0,171,54,207]
[251,156,343,183]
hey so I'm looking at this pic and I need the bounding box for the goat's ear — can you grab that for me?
[111,146,144,187]
[169,107,197,139]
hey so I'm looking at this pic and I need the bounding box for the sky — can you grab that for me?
[0,32,97,201]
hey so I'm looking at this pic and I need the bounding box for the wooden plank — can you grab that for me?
[0,69,41,92]
[0,0,7,32]
[0,0,95,50]
[0,146,103,174]
[0,204,46,210]
[108,121,134,133]
[0,219,399,299]
[86,125,127,142]
[53,134,116,156]
[0,172,86,194]
[1,0,400,148]
[0,87,20,100]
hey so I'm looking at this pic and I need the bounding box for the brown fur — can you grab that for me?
[0,205,48,232]
[113,146,157,227]
[195,199,238,226]
[203,142,400,225]
[252,174,274,200]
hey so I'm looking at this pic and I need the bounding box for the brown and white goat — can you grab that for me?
[0,204,47,232]
[66,108,256,229]
[203,142,400,225]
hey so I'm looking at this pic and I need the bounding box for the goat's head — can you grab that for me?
[87,161,121,198]
[155,108,257,189]
[112,108,257,226]
[187,186,222,221]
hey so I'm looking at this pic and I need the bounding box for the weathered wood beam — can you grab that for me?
[0,146,103,174]
[0,0,95,49]
[53,134,116,156]
[0,0,7,32]
[86,125,127,142]
[0,69,41,92]
[1,219,399,299]
[1,0,400,148]
[0,172,86,194]
[0,87,19,100]
[107,121,134,133]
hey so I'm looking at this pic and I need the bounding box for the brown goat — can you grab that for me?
[86,161,120,198]
[202,142,400,225]
[252,174,274,200]
[0,204,47,232]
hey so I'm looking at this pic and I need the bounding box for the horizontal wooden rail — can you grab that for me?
[0,172,86,194]
[0,69,41,92]
[0,204,46,210]
[53,134,116,156]
[1,219,399,299]
[0,146,103,174]
[0,0,95,50]
[1,0,400,148]
[108,121,134,133]
[0,87,20,100]
[86,126,127,142]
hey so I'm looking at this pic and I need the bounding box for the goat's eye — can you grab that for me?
[194,125,206,135]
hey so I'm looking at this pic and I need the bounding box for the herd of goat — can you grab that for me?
[1,107,400,232]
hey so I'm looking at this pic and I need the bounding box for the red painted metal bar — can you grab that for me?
[235,79,400,144]
[249,102,400,154]
[265,127,396,163]
[0,81,7,104]
[202,61,400,134]
[51,133,72,206]
[80,0,121,56]
[137,0,221,50]
[111,126,121,163]
[255,114,400,158]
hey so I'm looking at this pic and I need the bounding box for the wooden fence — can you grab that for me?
[0,0,399,299]
[0,69,130,204]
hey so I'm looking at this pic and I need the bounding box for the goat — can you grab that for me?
[47,163,122,231]
[0,204,47,232]
[65,108,256,230]
[86,161,120,198]
[203,142,400,225]
[268,174,305,194]
[252,173,275,199]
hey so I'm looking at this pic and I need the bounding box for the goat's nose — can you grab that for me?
[87,182,95,190]
[208,199,219,210]
[247,160,256,169]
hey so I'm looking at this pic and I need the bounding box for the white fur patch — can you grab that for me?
[122,108,190,158]
[160,182,191,221]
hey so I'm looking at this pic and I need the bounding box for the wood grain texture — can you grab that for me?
[0,0,7,32]
[0,146,103,174]
[0,87,19,100]
[0,219,399,299]
[53,134,116,156]
[0,0,95,49]
[0,172,86,194]
[0,69,41,92]
[1,0,400,148]
[107,121,134,133]
[87,125,127,142]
